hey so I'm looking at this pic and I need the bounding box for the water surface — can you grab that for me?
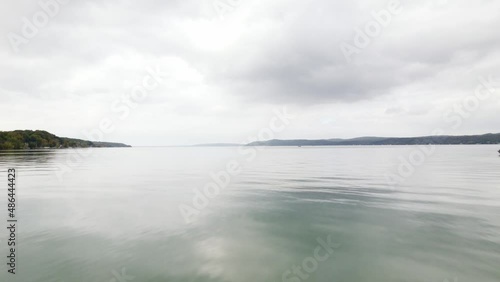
[0,146,499,282]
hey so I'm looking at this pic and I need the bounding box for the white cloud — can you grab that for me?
[1,0,499,145]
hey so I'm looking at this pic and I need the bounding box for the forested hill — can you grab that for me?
[246,133,500,146]
[0,130,131,150]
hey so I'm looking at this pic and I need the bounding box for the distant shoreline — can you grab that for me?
[2,130,499,149]
[0,130,131,150]
[193,133,500,147]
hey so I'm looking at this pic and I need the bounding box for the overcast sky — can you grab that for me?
[1,0,499,146]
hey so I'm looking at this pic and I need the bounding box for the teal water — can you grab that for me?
[0,146,499,282]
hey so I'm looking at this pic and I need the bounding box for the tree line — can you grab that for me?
[0,130,92,150]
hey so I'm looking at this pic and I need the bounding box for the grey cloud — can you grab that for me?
[1,0,499,144]
[198,0,500,104]
[4,0,500,104]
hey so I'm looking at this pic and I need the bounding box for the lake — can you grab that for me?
[0,145,499,282]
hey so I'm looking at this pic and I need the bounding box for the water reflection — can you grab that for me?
[0,146,499,282]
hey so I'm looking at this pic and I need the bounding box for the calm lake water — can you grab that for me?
[0,146,499,282]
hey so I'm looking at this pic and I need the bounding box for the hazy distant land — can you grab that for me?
[0,130,131,150]
[2,130,500,150]
[195,133,500,147]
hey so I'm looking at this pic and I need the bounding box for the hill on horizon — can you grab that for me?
[245,133,500,146]
[0,130,131,150]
